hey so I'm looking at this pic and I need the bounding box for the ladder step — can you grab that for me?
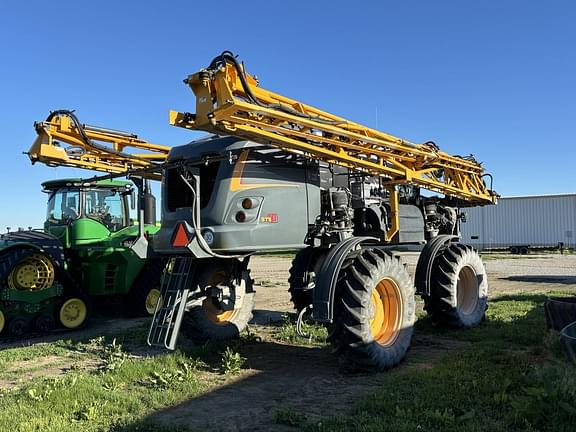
[147,256,195,350]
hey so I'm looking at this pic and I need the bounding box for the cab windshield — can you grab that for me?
[84,188,129,232]
[46,188,81,223]
[46,187,130,232]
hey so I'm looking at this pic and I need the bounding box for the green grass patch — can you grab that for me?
[0,335,209,432]
[277,314,328,346]
[298,290,576,432]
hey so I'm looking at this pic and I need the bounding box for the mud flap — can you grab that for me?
[312,236,377,323]
[414,234,458,296]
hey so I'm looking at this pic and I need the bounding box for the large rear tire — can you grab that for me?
[182,261,255,342]
[329,248,415,371]
[424,244,488,328]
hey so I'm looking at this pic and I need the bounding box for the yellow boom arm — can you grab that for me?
[28,110,170,180]
[170,52,496,206]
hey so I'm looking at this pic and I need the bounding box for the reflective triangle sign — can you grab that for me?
[172,223,190,248]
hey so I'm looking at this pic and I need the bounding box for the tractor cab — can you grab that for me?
[42,178,133,246]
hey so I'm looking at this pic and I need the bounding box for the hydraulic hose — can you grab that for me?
[207,52,343,125]
[43,110,156,165]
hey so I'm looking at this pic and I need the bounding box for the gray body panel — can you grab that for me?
[154,137,320,254]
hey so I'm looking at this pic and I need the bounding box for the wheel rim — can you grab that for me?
[202,299,236,324]
[145,288,162,315]
[59,298,87,328]
[457,265,479,315]
[8,253,55,290]
[202,270,240,325]
[370,277,403,346]
[0,310,5,333]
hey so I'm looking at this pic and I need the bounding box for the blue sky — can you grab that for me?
[0,1,574,230]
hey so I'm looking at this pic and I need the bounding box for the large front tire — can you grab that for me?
[329,248,415,371]
[424,244,488,328]
[182,261,255,342]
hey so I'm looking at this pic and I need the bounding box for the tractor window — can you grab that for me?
[46,189,80,224]
[85,189,128,232]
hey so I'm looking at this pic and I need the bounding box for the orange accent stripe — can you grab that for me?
[229,150,298,192]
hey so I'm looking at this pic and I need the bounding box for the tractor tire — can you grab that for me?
[55,270,92,330]
[182,261,255,342]
[329,248,415,371]
[57,297,90,329]
[35,313,56,333]
[125,258,167,317]
[424,243,488,328]
[288,248,326,312]
[8,317,30,336]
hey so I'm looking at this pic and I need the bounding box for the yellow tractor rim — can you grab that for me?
[145,288,163,315]
[8,253,55,291]
[59,298,88,329]
[369,277,403,346]
[0,310,5,334]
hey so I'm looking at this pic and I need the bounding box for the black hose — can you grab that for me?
[208,52,343,126]
[43,110,154,164]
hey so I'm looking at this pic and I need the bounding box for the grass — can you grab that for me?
[0,323,255,432]
[0,335,208,431]
[277,313,328,346]
[287,291,576,432]
[0,290,574,431]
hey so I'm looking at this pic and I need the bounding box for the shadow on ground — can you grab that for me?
[111,290,564,432]
[109,309,475,432]
[501,275,576,285]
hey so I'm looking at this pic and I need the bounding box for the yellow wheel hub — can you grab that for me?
[202,270,237,325]
[369,278,403,346]
[59,298,87,329]
[145,288,163,315]
[202,298,236,324]
[8,253,55,291]
[0,310,5,334]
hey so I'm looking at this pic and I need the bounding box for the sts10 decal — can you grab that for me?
[260,213,278,223]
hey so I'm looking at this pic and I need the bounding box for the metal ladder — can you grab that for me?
[147,257,194,350]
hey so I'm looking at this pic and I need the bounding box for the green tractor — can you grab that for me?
[0,177,163,336]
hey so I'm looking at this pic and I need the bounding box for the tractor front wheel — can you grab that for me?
[182,261,255,342]
[329,248,415,371]
[57,297,89,329]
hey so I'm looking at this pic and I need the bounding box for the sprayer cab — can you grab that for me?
[153,136,318,256]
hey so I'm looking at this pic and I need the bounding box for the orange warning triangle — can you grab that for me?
[172,223,190,248]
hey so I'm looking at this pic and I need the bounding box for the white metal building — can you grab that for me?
[459,194,576,250]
